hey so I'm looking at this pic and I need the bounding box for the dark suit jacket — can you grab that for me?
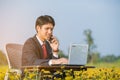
[22,35,58,66]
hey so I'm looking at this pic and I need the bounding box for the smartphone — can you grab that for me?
[49,35,54,43]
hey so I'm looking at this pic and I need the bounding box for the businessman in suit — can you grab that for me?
[22,15,68,66]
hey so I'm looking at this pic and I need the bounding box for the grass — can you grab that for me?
[87,62,120,68]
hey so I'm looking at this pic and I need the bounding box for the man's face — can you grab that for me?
[37,23,54,41]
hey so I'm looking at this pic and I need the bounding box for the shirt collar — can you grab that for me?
[36,35,44,45]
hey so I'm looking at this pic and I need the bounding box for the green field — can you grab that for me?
[87,60,120,68]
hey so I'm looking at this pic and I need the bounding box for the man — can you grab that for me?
[22,15,68,66]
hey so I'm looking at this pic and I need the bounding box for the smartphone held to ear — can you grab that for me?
[49,35,54,43]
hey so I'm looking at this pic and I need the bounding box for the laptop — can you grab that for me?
[52,43,88,66]
[68,43,88,66]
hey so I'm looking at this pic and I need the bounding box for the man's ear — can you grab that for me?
[36,25,40,32]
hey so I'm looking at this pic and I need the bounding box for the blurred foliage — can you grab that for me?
[58,50,68,58]
[83,29,120,64]
[100,55,120,62]
[84,29,97,63]
[0,66,8,80]
[0,50,8,65]
[0,66,120,80]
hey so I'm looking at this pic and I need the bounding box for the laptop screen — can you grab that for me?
[68,44,88,65]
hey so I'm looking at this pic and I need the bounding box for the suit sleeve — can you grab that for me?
[22,38,50,66]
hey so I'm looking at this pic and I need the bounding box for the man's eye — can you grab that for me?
[45,28,49,30]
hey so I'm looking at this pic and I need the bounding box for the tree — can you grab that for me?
[84,29,98,63]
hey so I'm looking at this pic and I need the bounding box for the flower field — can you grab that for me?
[0,66,8,80]
[0,64,120,80]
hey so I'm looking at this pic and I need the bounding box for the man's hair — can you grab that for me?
[35,15,55,32]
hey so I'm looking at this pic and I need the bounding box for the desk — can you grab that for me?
[22,65,95,71]
[22,65,95,79]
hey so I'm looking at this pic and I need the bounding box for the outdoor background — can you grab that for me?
[0,0,120,57]
[0,1,120,79]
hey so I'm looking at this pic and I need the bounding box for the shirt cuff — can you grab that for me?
[53,53,59,58]
[48,60,52,66]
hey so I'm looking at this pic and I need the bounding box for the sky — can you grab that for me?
[0,0,120,57]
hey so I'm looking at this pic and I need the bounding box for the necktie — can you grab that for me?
[42,43,47,59]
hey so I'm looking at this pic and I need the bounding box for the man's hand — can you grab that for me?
[49,36,59,53]
[51,58,68,64]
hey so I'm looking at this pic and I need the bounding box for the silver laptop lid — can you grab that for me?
[68,44,88,65]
